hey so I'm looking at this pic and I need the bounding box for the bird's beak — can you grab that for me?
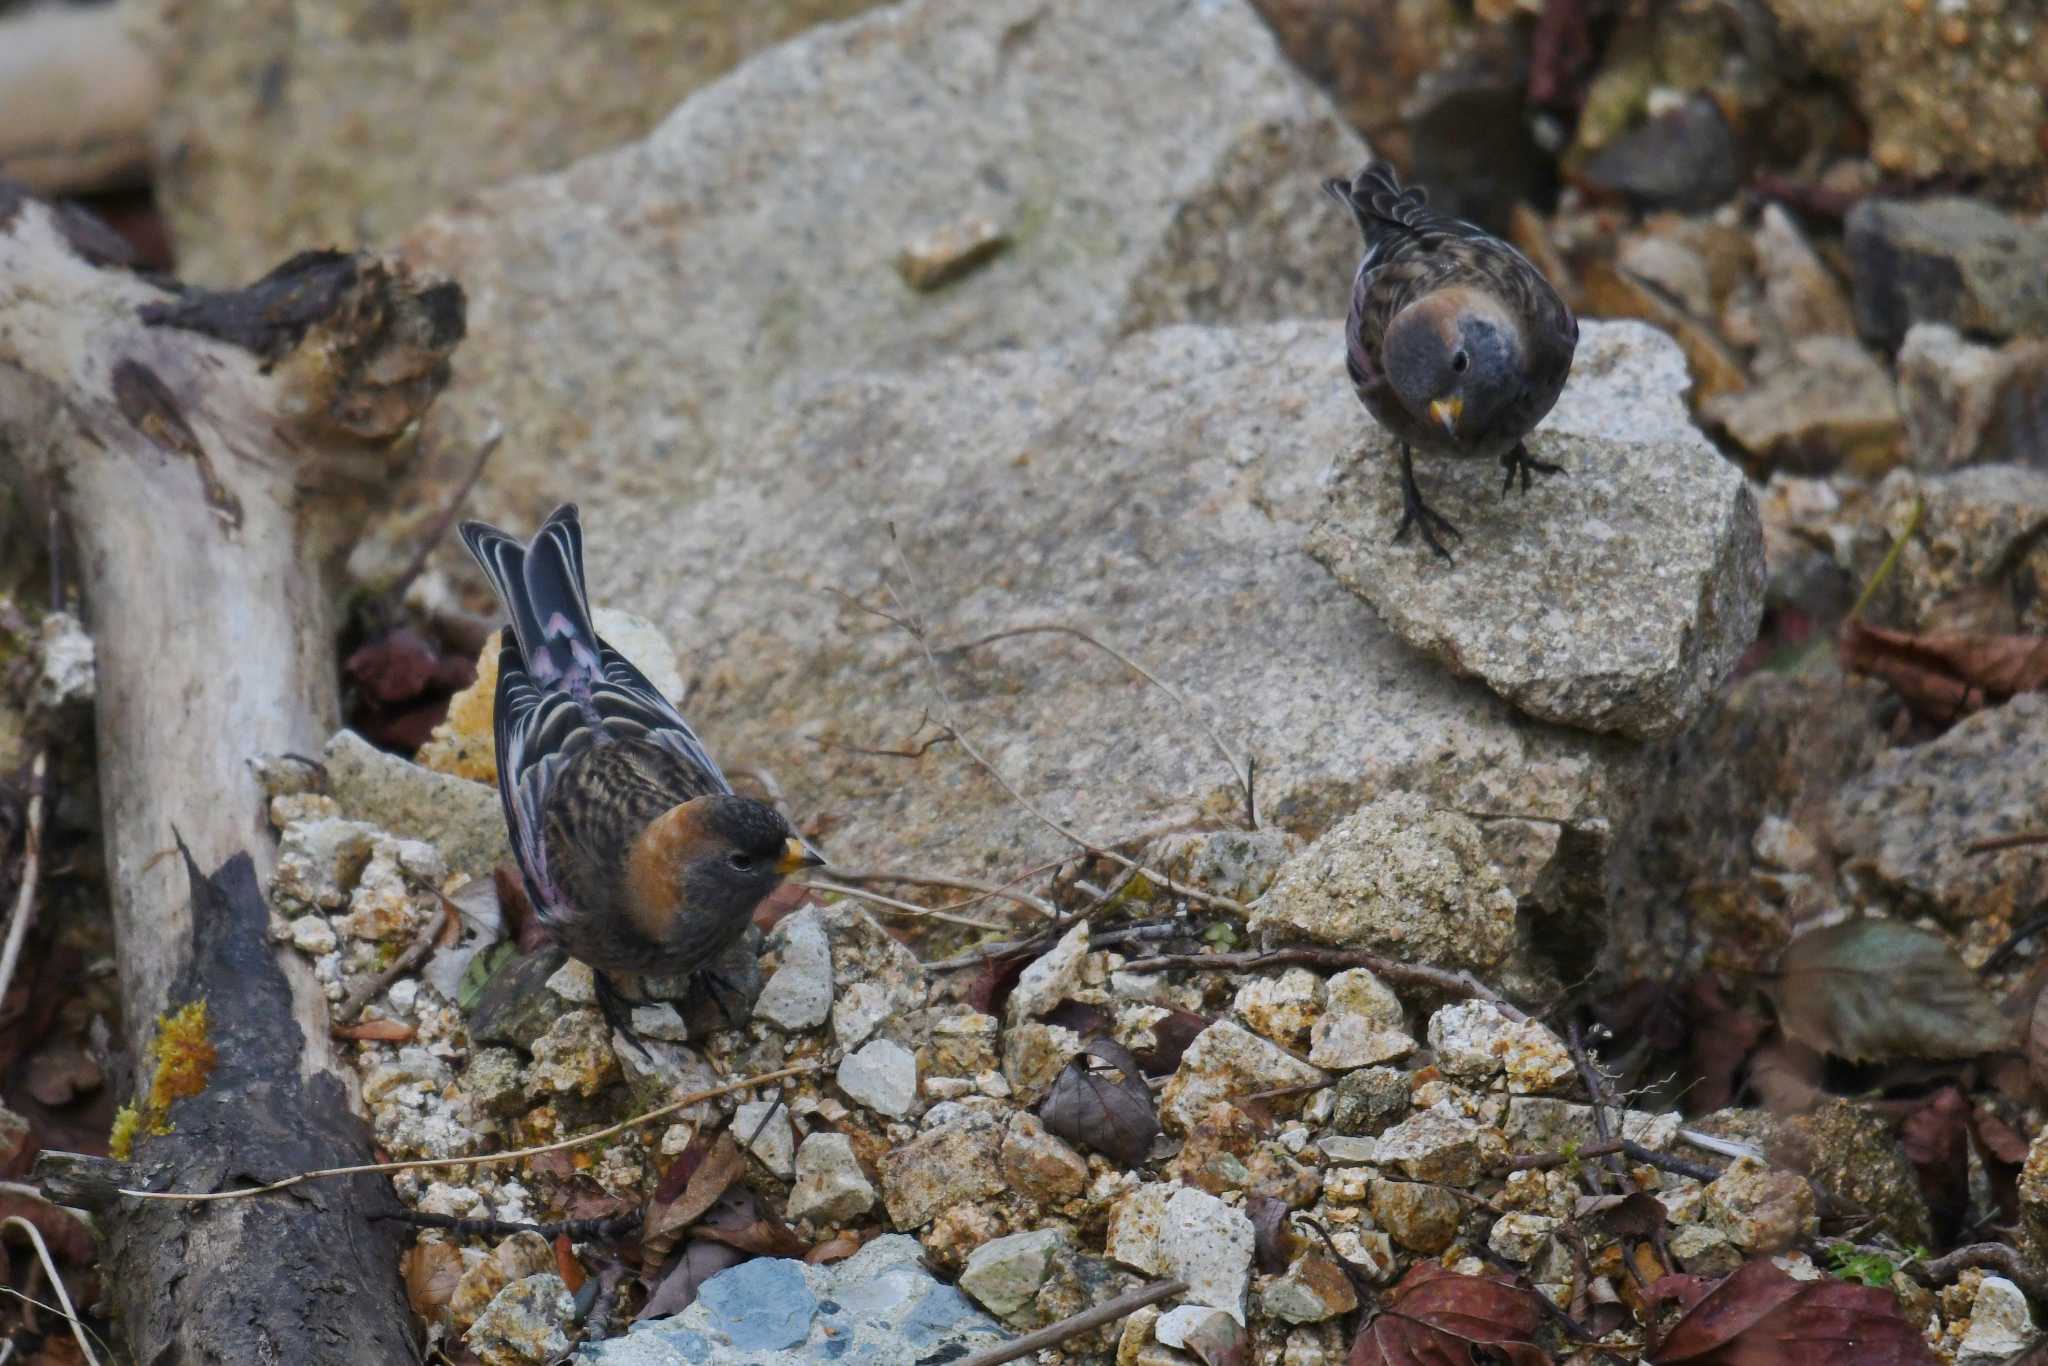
[1429,396,1463,437]
[774,837,827,877]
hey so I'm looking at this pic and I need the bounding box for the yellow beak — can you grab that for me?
[1428,396,1463,437]
[774,837,827,876]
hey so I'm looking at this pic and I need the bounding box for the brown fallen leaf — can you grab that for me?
[554,1233,585,1295]
[805,1231,869,1264]
[1646,1257,1936,1363]
[402,1240,467,1318]
[332,1017,416,1043]
[1133,1006,1212,1077]
[640,1238,747,1321]
[1900,1087,1968,1244]
[692,1186,807,1259]
[1770,919,2013,1062]
[643,1132,745,1264]
[1348,1263,1550,1365]
[1039,1035,1160,1167]
[23,1041,103,1107]
[1839,620,2048,722]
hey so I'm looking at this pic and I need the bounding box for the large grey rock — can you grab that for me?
[421,322,1643,927]
[142,0,888,284]
[1307,321,1765,742]
[321,729,509,879]
[1831,693,2048,927]
[399,0,1364,526]
[1846,197,2048,350]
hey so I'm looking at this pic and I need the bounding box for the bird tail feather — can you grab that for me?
[459,504,598,681]
[1322,162,1435,242]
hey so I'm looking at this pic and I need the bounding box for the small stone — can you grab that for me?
[463,1047,528,1118]
[269,792,340,829]
[1374,1106,1487,1186]
[839,1039,919,1118]
[1316,1135,1378,1165]
[1846,197,2048,349]
[1487,1212,1559,1262]
[822,902,926,1050]
[1106,1183,1255,1324]
[1159,1020,1327,1136]
[1308,968,1414,1070]
[1327,1067,1411,1136]
[1427,1001,1573,1094]
[1751,816,1820,873]
[1001,1112,1089,1206]
[1008,921,1090,1023]
[1308,320,1764,741]
[925,1008,1001,1076]
[756,905,833,1031]
[1233,968,1323,1051]
[1261,1255,1359,1324]
[627,1003,690,1042]
[896,214,1009,291]
[733,1099,796,1179]
[1897,324,2048,472]
[270,817,379,913]
[1668,1223,1743,1277]
[1143,828,1303,903]
[1369,1179,1464,1254]
[958,1228,1066,1318]
[449,1231,554,1331]
[1701,335,1902,476]
[31,612,95,711]
[879,1108,1006,1228]
[250,753,324,801]
[288,916,338,956]
[616,1036,723,1116]
[544,959,596,1004]
[322,729,510,879]
[1003,1019,1086,1108]
[464,1272,573,1365]
[1170,1102,1260,1196]
[1252,796,1516,971]
[787,1132,877,1224]
[1958,1275,2035,1365]
[1753,203,1856,343]
[525,1010,620,1099]
[1503,1097,1679,1153]
[1703,1157,1817,1253]
[1154,1303,1238,1350]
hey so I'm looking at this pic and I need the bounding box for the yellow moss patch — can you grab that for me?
[416,629,500,783]
[109,999,218,1159]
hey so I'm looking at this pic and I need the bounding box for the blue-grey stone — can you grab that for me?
[696,1260,817,1351]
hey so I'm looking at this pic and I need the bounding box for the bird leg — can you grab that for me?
[1500,440,1565,495]
[693,969,751,1028]
[1393,443,1462,562]
[595,972,654,1060]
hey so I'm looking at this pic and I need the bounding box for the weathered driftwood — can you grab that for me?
[0,183,463,1361]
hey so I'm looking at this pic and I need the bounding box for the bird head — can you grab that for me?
[1383,288,1525,447]
[629,795,824,943]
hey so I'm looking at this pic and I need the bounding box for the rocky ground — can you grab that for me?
[2,0,2048,1362]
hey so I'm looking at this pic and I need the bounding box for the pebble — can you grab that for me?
[839,1038,920,1118]
[787,1132,877,1224]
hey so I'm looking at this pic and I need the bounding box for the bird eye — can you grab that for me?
[728,853,754,872]
[1450,350,1470,373]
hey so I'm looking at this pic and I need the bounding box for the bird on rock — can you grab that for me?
[1325,161,1578,561]
[459,503,822,1050]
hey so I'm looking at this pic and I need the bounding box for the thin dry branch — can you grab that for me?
[0,748,46,1016]
[0,1215,99,1366]
[808,880,1012,931]
[825,867,1056,920]
[953,1278,1188,1366]
[1121,946,1528,1022]
[116,1061,820,1204]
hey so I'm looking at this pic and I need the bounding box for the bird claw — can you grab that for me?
[1500,442,1565,495]
[694,969,751,1028]
[595,972,655,1061]
[1394,445,1462,563]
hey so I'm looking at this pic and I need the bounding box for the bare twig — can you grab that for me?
[115,1061,821,1203]
[869,532,1250,918]
[808,880,1012,931]
[1676,1128,1765,1164]
[942,622,1256,829]
[1847,494,1923,622]
[825,868,1056,921]
[1120,947,1527,1022]
[952,1278,1188,1366]
[1503,1138,1720,1184]
[331,890,454,1026]
[0,749,48,1015]
[1968,832,2048,855]
[1,1215,100,1366]
[382,422,503,610]
[1913,1242,2048,1303]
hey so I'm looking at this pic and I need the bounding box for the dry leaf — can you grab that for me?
[639,1238,746,1321]
[1182,1311,1249,1366]
[693,1186,807,1258]
[553,1233,585,1294]
[1134,1006,1212,1076]
[1770,919,2012,1062]
[402,1240,467,1318]
[1839,621,2048,721]
[1348,1263,1551,1365]
[643,1132,745,1264]
[1647,1257,1936,1363]
[333,1017,417,1042]
[1685,977,1772,1114]
[1248,1193,1296,1275]
[805,1231,868,1264]
[1039,1035,1160,1166]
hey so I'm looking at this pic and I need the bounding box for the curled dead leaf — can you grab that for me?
[1348,1263,1550,1365]
[1770,919,2012,1062]
[1839,620,2048,722]
[1647,1256,1936,1363]
[1039,1035,1160,1167]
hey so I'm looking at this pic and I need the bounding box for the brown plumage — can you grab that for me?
[1325,161,1579,560]
[459,504,822,1048]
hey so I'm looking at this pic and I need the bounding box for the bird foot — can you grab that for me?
[1500,442,1565,495]
[595,972,654,1061]
[1393,487,1462,563]
[693,969,751,1029]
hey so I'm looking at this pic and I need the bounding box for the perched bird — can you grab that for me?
[1325,161,1578,560]
[459,504,821,1046]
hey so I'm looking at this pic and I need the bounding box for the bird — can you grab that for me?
[1324,161,1578,561]
[458,503,822,1050]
